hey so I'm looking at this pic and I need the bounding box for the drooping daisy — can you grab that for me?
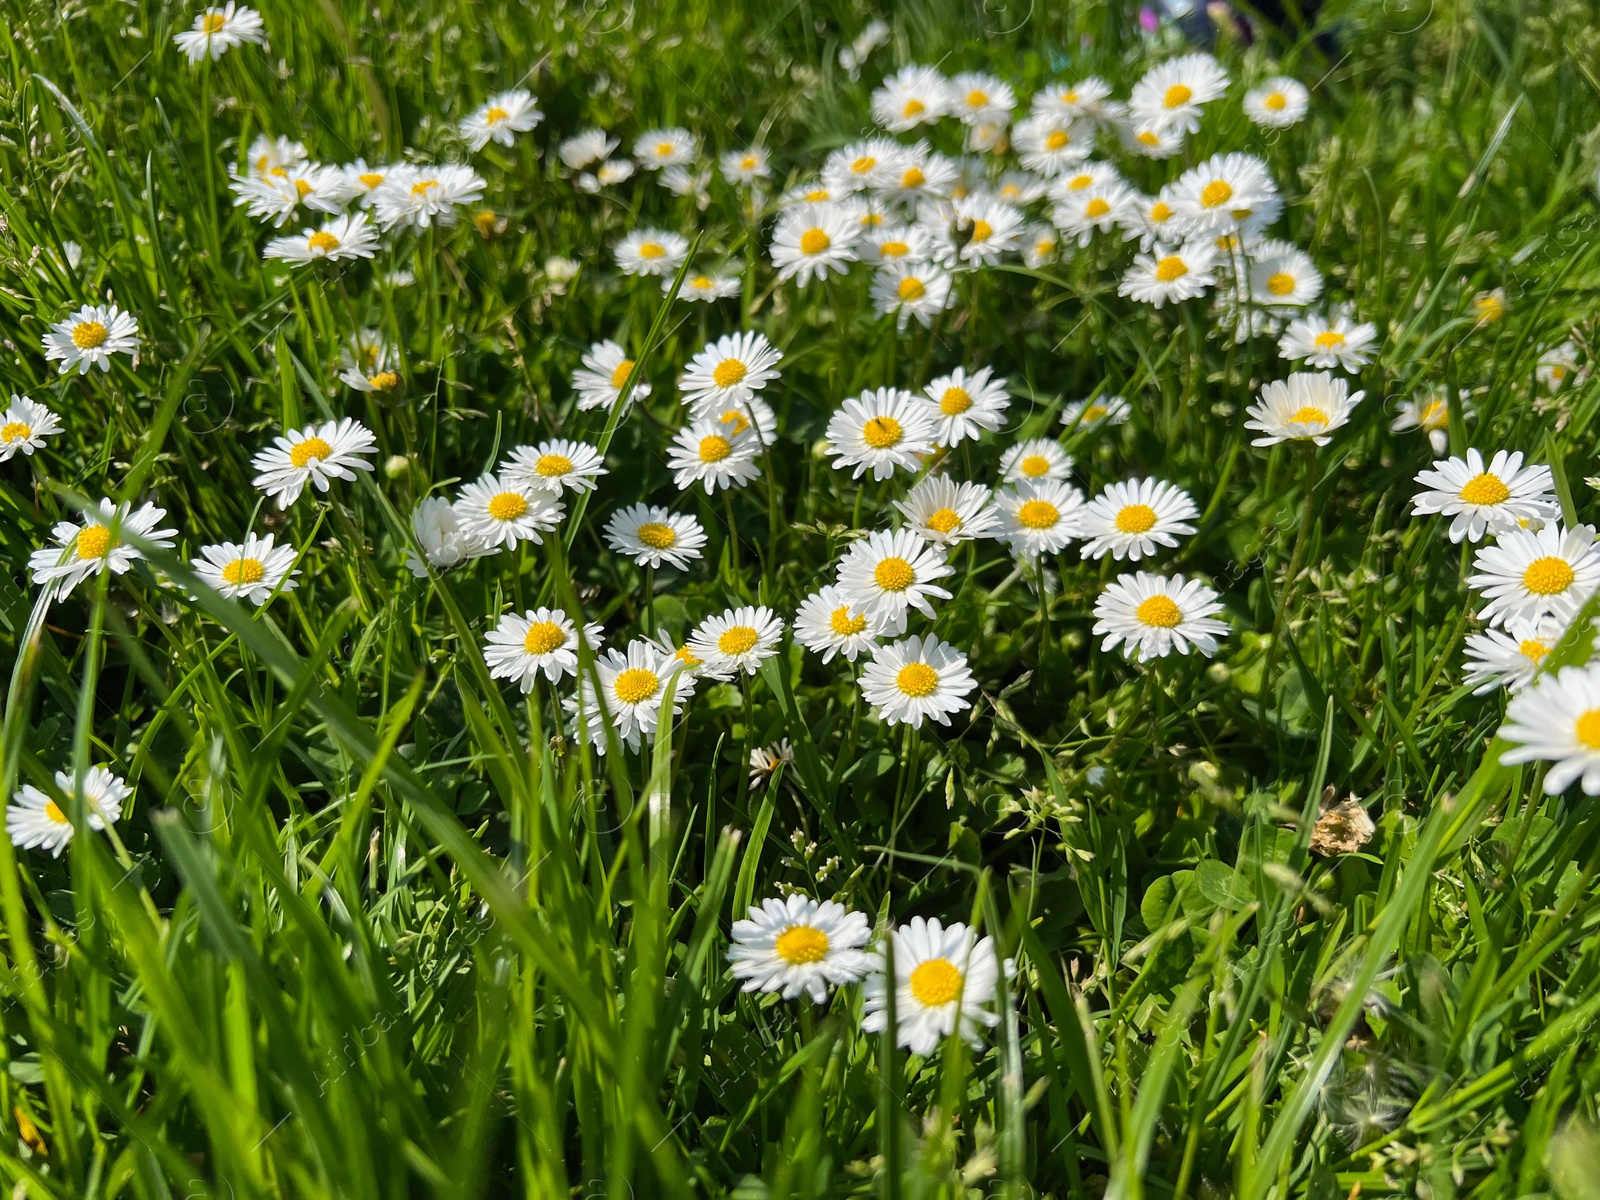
[43,303,140,375]
[1243,77,1310,128]
[1391,389,1465,457]
[1279,313,1378,371]
[1061,395,1131,430]
[1170,153,1281,237]
[993,479,1086,557]
[871,65,951,131]
[921,367,1009,447]
[894,476,1000,546]
[1118,242,1219,307]
[172,2,265,62]
[460,89,542,152]
[1245,372,1364,447]
[666,420,762,493]
[29,499,176,601]
[861,917,1001,1054]
[1129,53,1229,135]
[1247,240,1323,308]
[0,396,62,461]
[454,474,564,551]
[870,261,954,330]
[573,339,650,411]
[1467,523,1600,628]
[728,895,872,1004]
[1013,115,1094,177]
[250,417,378,507]
[770,205,860,285]
[262,212,378,264]
[680,332,782,416]
[1078,478,1199,562]
[338,348,404,395]
[192,533,299,604]
[948,72,1016,127]
[501,439,607,496]
[1093,572,1228,662]
[859,635,977,730]
[794,585,885,663]
[8,766,129,858]
[1462,614,1570,694]
[604,504,706,571]
[404,496,490,577]
[687,606,784,677]
[836,528,954,625]
[719,147,772,184]
[1052,177,1137,246]
[1410,449,1558,543]
[633,128,697,170]
[615,228,690,277]
[999,438,1073,483]
[667,271,741,301]
[658,164,711,204]
[824,388,936,481]
[370,164,486,230]
[559,129,619,170]
[1499,664,1600,794]
[484,607,602,690]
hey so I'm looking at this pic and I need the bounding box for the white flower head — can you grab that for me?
[251,417,377,508]
[559,129,619,170]
[1462,613,1570,695]
[1031,77,1118,123]
[862,917,1001,1054]
[1499,663,1600,794]
[615,228,689,277]
[1078,478,1199,562]
[825,388,936,481]
[1245,372,1364,447]
[994,478,1086,558]
[860,635,977,730]
[871,261,954,330]
[666,420,762,494]
[947,197,1024,266]
[604,504,706,571]
[173,2,265,62]
[1061,395,1131,430]
[501,439,607,496]
[461,89,542,151]
[687,605,784,678]
[370,164,486,230]
[823,138,907,193]
[1468,523,1600,628]
[1411,449,1558,543]
[1013,114,1094,177]
[719,147,772,184]
[29,499,176,600]
[573,339,650,411]
[729,895,872,1004]
[1118,242,1219,307]
[836,528,954,625]
[894,475,1000,546]
[770,205,860,286]
[263,212,379,265]
[1129,53,1229,135]
[454,474,565,550]
[593,638,695,751]
[1051,176,1138,247]
[871,65,951,132]
[1279,313,1378,371]
[0,396,63,461]
[949,72,1016,127]
[668,271,741,302]
[681,331,782,416]
[922,367,1009,447]
[1119,187,1184,251]
[404,496,490,577]
[1391,389,1465,457]
[794,584,887,663]
[43,304,140,375]
[1244,77,1310,128]
[8,767,129,858]
[1093,571,1228,661]
[1171,152,1281,237]
[1247,239,1323,308]
[484,607,602,690]
[999,437,1073,483]
[633,128,697,170]
[193,533,299,604]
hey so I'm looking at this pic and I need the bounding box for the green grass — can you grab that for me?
[1,0,1600,1196]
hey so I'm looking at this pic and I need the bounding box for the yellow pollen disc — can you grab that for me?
[613,668,659,704]
[690,275,712,289]
[1067,173,1092,191]
[1018,499,1060,529]
[656,141,674,156]
[1149,201,1173,223]
[1420,400,1446,426]
[610,359,636,390]
[1164,83,1193,108]
[1083,406,1107,421]
[1266,272,1295,295]
[367,371,399,391]
[1459,473,1510,506]
[862,416,902,449]
[474,210,497,233]
[739,156,757,170]
[829,606,867,635]
[1155,256,1188,282]
[774,925,830,964]
[1264,92,1287,111]
[901,166,925,187]
[1518,639,1550,664]
[307,230,341,253]
[1136,594,1183,627]
[1046,129,1070,150]
[861,212,883,228]
[267,166,289,178]
[201,12,227,32]
[1314,331,1347,349]
[221,557,266,586]
[717,626,760,656]
[909,957,962,1005]
[1523,556,1575,596]
[535,454,573,477]
[44,801,68,824]
[638,242,666,259]
[294,178,314,198]
[485,106,509,124]
[1288,406,1329,428]
[1085,197,1110,218]
[1136,130,1161,147]
[1020,454,1050,478]
[720,411,751,435]
[523,621,566,655]
[712,358,748,388]
[636,522,676,549]
[799,229,831,255]
[874,557,915,591]
[940,388,972,415]
[75,525,112,560]
[805,188,830,202]
[927,508,963,534]
[698,435,732,463]
[359,172,384,188]
[1,421,32,443]
[966,89,989,107]
[1200,179,1233,207]
[72,321,109,350]
[896,662,940,698]
[1230,207,1254,220]
[851,155,877,174]
[675,646,702,666]
[1115,503,1157,534]
[1001,185,1019,199]
[897,276,926,301]
[903,99,926,118]
[487,491,528,521]
[970,220,992,244]
[289,435,333,468]
[1475,296,1504,322]
[1577,709,1600,749]
[880,240,910,259]
[410,179,438,196]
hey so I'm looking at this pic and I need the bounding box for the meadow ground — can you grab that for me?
[0,0,1599,1195]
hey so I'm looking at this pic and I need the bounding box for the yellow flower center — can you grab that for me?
[487,491,528,522]
[1200,179,1233,207]
[1135,594,1183,627]
[1288,406,1329,428]
[874,557,915,591]
[485,106,509,124]
[1314,330,1347,350]
[1083,405,1107,421]
[201,12,227,32]
[656,141,674,156]
[1017,499,1059,529]
[908,957,962,1005]
[75,525,112,560]
[926,508,963,534]
[610,359,636,390]
[970,219,993,242]
[523,621,566,655]
[774,925,830,964]
[307,230,341,253]
[799,229,831,255]
[966,89,989,107]
[804,188,830,202]
[72,321,109,350]
[896,662,940,697]
[1164,83,1193,108]
[1019,454,1050,478]
[289,435,333,468]
[1577,709,1600,749]
[294,178,314,198]
[712,358,748,388]
[221,557,266,586]
[829,606,868,635]
[535,454,573,477]
[1085,197,1111,218]
[1,421,32,443]
[1475,295,1504,323]
[901,166,925,187]
[1459,473,1511,506]
[613,668,660,705]
[1266,272,1295,295]
[1518,639,1550,664]
[359,171,384,188]
[1136,130,1161,147]
[1067,173,1092,191]
[851,155,877,174]
[675,646,702,667]
[697,435,732,463]
[739,155,757,170]
[717,625,760,656]
[474,210,497,234]
[1155,256,1188,282]
[1115,503,1157,534]
[720,411,751,435]
[897,276,926,301]
[367,371,399,391]
[1264,92,1287,111]
[879,240,910,259]
[862,416,902,449]
[1000,184,1020,199]
[940,388,972,415]
[1045,129,1070,150]
[638,242,666,259]
[1149,200,1173,223]
[1523,556,1576,596]
[41,798,72,825]
[636,522,677,549]
[690,275,712,289]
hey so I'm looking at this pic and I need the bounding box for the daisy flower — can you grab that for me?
[1118,188,1184,251]
[8,767,129,858]
[586,641,695,752]
[192,533,298,604]
[993,170,1049,206]
[945,197,1023,266]
[1244,77,1310,128]
[339,353,403,395]
[1499,664,1600,794]
[1245,372,1364,447]
[994,479,1086,557]
[29,499,176,601]
[1022,224,1061,269]
[1537,342,1583,392]
[502,439,607,496]
[680,331,782,416]
[861,917,1001,1054]
[719,147,772,184]
[1129,53,1229,135]
[263,212,378,264]
[881,148,959,204]
[1170,153,1281,237]
[43,303,140,375]
[576,159,636,191]
[341,159,402,206]
[573,339,650,411]
[1119,119,1187,159]
[173,2,265,62]
[633,128,697,170]
[559,129,618,170]
[615,228,689,277]
[371,164,486,230]
[794,585,885,663]
[860,224,933,266]
[1471,289,1507,326]
[454,474,565,550]
[1052,177,1137,246]
[824,388,936,481]
[894,476,1000,546]
[1031,77,1117,123]
[404,496,490,577]
[1247,240,1323,307]
[1279,313,1378,371]
[711,397,778,446]
[604,504,706,571]
[687,606,784,677]
[859,635,977,730]
[1411,449,1558,543]
[666,420,762,493]
[949,72,1015,127]
[1118,242,1219,307]
[999,438,1073,483]
[1391,390,1463,457]
[251,417,378,507]
[658,164,711,204]
[871,261,954,330]
[1013,115,1094,177]
[1094,572,1228,661]
[0,396,62,461]
[1078,478,1199,562]
[780,181,838,208]
[1467,523,1600,628]
[1061,395,1131,430]
[728,895,872,1004]
[871,65,951,131]
[246,134,305,177]
[836,528,954,625]
[484,607,601,690]
[770,205,860,285]
[922,367,1009,447]
[460,89,541,151]
[1462,614,1570,695]
[667,271,741,301]
[823,138,906,193]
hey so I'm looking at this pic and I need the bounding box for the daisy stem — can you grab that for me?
[723,490,742,582]
[1261,448,1320,724]
[642,567,655,637]
[198,56,221,266]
